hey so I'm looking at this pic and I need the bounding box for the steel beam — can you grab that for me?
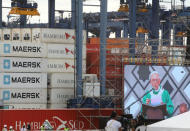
[0,0,2,28]
[20,15,26,27]
[151,0,159,39]
[20,0,27,27]
[123,20,128,38]
[129,0,136,57]
[100,0,107,95]
[48,0,55,28]
[162,20,170,46]
[151,0,159,55]
[76,0,83,96]
[71,0,75,29]
[116,30,121,38]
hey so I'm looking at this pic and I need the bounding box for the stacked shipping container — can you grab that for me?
[0,28,87,109]
[36,28,87,109]
[0,28,47,109]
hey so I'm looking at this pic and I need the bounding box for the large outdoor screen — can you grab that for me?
[124,65,190,118]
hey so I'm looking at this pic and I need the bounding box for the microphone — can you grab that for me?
[124,88,153,114]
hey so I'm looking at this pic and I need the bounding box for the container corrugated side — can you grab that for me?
[0,73,47,88]
[83,83,100,97]
[48,73,75,88]
[3,28,12,41]
[47,88,74,104]
[0,57,47,72]
[47,43,86,59]
[12,28,21,42]
[0,42,47,57]
[21,28,32,42]
[0,88,47,104]
[6,104,47,109]
[41,28,86,44]
[47,59,86,73]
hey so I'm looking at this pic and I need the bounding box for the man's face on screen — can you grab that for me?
[150,73,160,90]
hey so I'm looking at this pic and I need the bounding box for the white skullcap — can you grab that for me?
[149,71,159,80]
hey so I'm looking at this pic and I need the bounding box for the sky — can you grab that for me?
[2,0,190,24]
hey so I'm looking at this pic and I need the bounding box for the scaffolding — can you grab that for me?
[73,32,190,129]
[0,0,190,130]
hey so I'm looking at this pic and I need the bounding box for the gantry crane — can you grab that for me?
[9,0,40,16]
[8,0,40,27]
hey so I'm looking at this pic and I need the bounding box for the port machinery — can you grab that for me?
[0,0,190,109]
[9,0,40,16]
[0,0,190,129]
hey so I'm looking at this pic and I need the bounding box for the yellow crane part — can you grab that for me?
[176,32,186,37]
[138,5,149,13]
[138,8,148,13]
[118,4,148,13]
[136,27,149,34]
[118,5,129,12]
[9,7,40,16]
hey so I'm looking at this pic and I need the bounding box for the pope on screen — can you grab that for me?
[142,71,174,116]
